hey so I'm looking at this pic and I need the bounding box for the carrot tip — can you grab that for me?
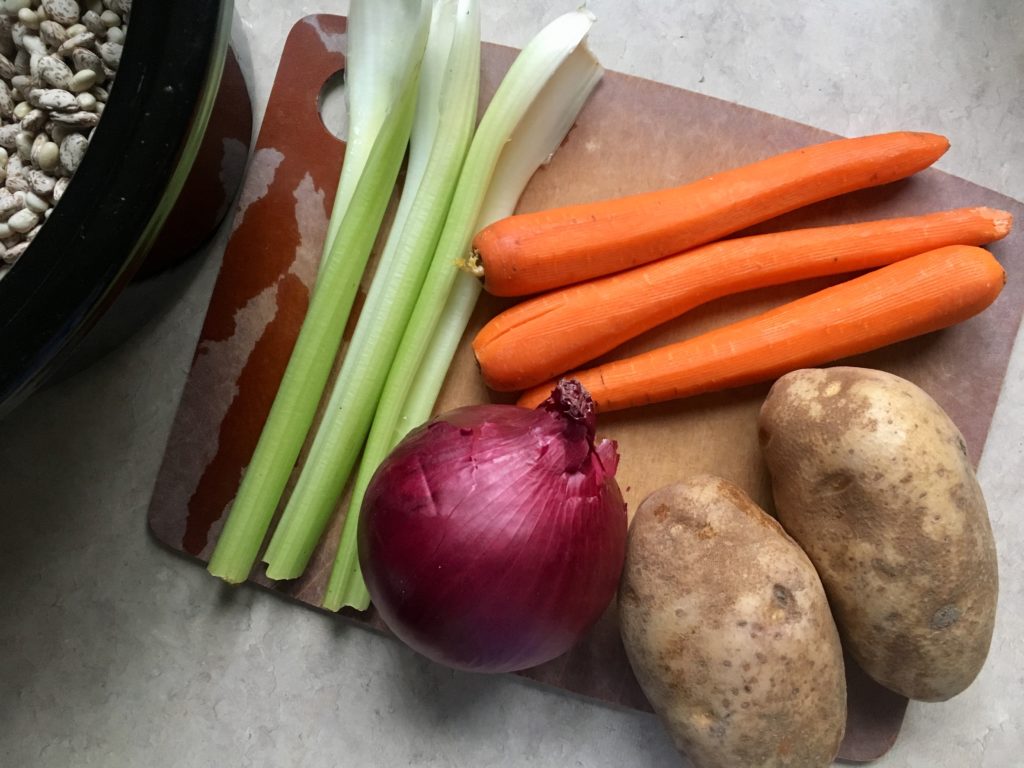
[922,132,951,153]
[992,210,1014,238]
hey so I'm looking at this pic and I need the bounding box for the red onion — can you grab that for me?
[358,380,627,673]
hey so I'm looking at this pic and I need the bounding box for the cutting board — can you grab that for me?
[148,15,1023,763]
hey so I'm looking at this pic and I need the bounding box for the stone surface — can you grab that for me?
[1,1,1022,766]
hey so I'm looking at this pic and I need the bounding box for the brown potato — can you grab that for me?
[619,476,846,768]
[759,367,998,702]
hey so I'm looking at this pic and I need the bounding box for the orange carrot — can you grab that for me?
[476,207,1012,391]
[517,245,1006,411]
[472,131,951,297]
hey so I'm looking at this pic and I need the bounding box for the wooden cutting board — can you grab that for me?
[148,15,1023,763]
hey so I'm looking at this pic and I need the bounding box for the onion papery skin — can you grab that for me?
[358,382,626,673]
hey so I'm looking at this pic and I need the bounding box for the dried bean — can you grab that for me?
[8,207,38,233]
[42,0,80,27]
[27,168,54,195]
[81,10,105,37]
[52,174,67,202]
[71,47,102,78]
[39,20,67,49]
[3,241,28,266]
[6,170,27,192]
[97,41,120,69]
[10,73,30,96]
[4,241,28,264]
[0,123,17,149]
[58,131,86,172]
[5,172,22,195]
[68,67,94,92]
[29,131,47,164]
[36,140,58,171]
[48,121,69,142]
[80,9,103,37]
[12,47,27,75]
[0,189,25,218]
[0,0,129,262]
[20,106,44,132]
[50,109,96,128]
[0,80,12,118]
[13,128,31,159]
[24,190,47,213]
[38,54,72,88]
[16,8,39,32]
[57,31,94,56]
[28,87,76,111]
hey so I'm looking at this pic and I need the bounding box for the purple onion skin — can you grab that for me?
[359,380,627,673]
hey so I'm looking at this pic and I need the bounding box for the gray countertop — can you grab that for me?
[2,1,1022,766]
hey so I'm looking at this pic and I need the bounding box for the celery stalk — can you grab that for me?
[396,44,605,442]
[207,0,431,584]
[323,10,603,611]
[262,0,481,580]
[322,0,430,261]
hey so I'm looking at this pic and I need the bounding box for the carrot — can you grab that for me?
[475,207,1012,391]
[517,245,1006,411]
[471,131,951,297]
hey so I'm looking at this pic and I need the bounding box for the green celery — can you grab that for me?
[262,0,482,580]
[397,43,605,442]
[207,0,431,584]
[322,0,431,262]
[323,10,603,611]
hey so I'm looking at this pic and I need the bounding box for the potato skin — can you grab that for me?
[619,475,846,768]
[759,367,998,702]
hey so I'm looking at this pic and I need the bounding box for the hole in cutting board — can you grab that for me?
[317,68,348,142]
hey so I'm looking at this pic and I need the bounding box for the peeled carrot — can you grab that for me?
[517,245,1006,411]
[472,131,951,297]
[475,207,1012,391]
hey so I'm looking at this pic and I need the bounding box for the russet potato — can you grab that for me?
[619,475,846,768]
[759,367,998,702]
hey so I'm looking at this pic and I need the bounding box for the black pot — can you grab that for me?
[0,0,234,416]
